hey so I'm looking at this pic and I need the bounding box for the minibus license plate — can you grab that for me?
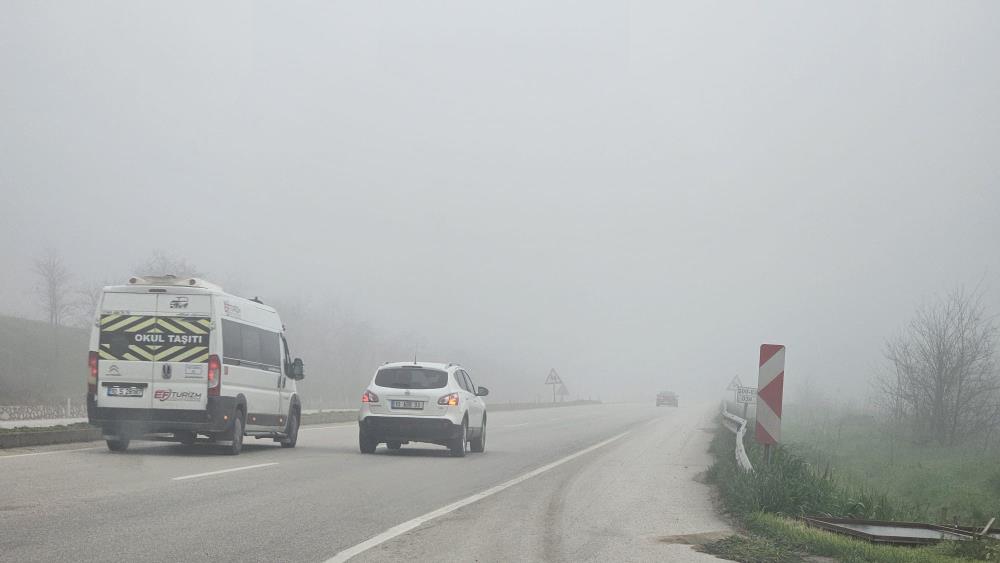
[391,400,423,410]
[107,386,144,397]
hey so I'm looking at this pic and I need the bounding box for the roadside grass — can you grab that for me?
[737,512,990,563]
[0,422,93,434]
[781,404,1000,525]
[704,424,1000,562]
[707,422,919,521]
[701,531,804,563]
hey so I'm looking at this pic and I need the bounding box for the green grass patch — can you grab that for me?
[706,423,999,561]
[707,423,918,521]
[782,404,1000,525]
[745,512,991,563]
[701,531,805,562]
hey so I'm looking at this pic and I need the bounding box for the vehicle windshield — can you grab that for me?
[374,368,448,389]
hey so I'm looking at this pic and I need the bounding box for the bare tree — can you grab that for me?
[32,249,73,326]
[881,287,1000,445]
[68,281,111,328]
[134,250,204,278]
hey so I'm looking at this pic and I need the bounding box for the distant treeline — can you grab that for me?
[13,250,543,409]
[0,311,530,410]
[0,315,88,406]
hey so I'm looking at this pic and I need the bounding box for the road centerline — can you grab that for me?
[171,462,279,481]
[323,430,630,563]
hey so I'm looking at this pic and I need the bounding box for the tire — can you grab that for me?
[359,428,378,454]
[224,411,245,455]
[449,421,467,457]
[175,431,196,446]
[280,411,299,449]
[106,438,129,452]
[470,417,486,453]
[386,441,402,450]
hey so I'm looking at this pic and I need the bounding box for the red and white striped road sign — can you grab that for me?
[755,344,785,445]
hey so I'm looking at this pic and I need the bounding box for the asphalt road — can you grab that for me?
[0,403,728,562]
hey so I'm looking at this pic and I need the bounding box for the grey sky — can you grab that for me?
[2,1,999,403]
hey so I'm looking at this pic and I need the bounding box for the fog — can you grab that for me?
[2,2,999,405]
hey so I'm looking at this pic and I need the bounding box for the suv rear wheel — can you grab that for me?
[470,418,486,453]
[106,438,129,452]
[449,421,468,457]
[359,428,378,454]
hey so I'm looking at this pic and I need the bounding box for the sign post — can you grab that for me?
[755,344,785,464]
[544,369,563,403]
[556,383,569,402]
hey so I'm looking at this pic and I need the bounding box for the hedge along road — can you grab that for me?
[0,402,728,563]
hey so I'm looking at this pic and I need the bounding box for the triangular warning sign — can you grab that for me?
[544,369,562,385]
[727,375,743,391]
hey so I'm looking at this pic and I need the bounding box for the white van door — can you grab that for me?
[96,293,158,409]
[221,320,282,428]
[149,294,212,411]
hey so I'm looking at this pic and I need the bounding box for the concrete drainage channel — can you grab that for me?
[0,401,601,450]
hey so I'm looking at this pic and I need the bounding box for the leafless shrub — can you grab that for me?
[32,249,73,326]
[881,287,1000,445]
[134,250,204,278]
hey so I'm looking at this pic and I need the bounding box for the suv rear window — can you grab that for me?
[375,367,448,389]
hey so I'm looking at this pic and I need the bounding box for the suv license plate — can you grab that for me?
[391,400,424,410]
[107,386,144,397]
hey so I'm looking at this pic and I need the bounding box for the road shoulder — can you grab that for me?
[352,404,729,562]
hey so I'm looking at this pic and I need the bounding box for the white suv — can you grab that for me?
[358,362,488,457]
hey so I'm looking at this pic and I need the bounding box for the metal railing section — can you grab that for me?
[721,402,754,473]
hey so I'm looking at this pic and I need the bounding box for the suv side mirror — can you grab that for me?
[476,386,489,397]
[290,358,305,380]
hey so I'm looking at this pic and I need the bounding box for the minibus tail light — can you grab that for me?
[87,351,98,394]
[207,355,221,396]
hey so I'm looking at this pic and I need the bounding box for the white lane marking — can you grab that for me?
[171,462,278,481]
[501,422,531,428]
[324,430,630,563]
[0,446,99,460]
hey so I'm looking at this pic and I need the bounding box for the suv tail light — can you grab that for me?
[362,390,379,403]
[207,355,221,396]
[87,351,98,394]
[438,392,459,406]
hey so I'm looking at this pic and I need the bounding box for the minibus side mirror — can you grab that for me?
[290,358,305,380]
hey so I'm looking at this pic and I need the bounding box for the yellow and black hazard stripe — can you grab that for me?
[99,315,212,363]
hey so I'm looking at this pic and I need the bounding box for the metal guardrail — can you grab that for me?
[721,402,754,473]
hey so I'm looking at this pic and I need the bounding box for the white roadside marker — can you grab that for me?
[172,462,278,481]
[323,430,630,563]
